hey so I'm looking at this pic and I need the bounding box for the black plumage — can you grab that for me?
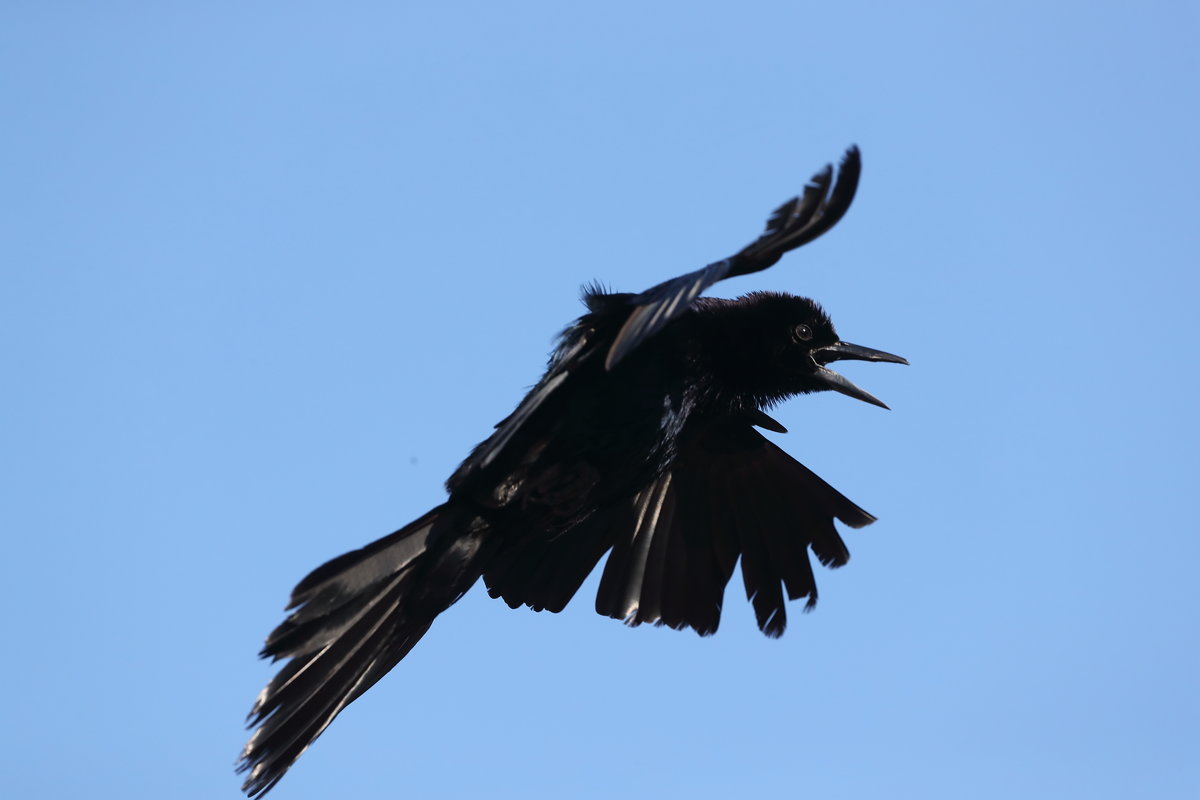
[239,145,905,796]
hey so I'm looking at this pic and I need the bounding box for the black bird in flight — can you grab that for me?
[239,145,905,796]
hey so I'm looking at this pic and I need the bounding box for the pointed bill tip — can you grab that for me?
[862,396,891,411]
[816,366,891,409]
[816,341,908,366]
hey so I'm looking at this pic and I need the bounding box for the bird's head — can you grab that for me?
[702,292,908,409]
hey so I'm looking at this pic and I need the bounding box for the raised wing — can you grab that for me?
[452,147,859,496]
[604,145,862,370]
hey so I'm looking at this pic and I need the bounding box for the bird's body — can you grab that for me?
[239,146,905,796]
[450,291,697,525]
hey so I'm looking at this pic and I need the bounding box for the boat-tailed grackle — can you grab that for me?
[239,145,906,796]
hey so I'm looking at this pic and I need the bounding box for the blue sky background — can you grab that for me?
[3,3,1197,798]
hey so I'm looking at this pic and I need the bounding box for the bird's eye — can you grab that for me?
[794,324,813,342]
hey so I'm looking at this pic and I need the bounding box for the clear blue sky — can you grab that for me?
[3,3,1197,799]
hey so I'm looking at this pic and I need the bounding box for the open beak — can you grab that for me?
[812,341,908,409]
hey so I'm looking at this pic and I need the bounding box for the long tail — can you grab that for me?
[238,504,492,797]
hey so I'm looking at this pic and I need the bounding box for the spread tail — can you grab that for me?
[238,505,491,796]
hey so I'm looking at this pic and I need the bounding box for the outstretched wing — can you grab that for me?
[483,418,876,637]
[593,419,875,637]
[604,145,861,370]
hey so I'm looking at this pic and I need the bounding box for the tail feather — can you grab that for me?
[238,504,484,797]
[259,508,437,660]
[241,575,420,797]
[277,507,440,630]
